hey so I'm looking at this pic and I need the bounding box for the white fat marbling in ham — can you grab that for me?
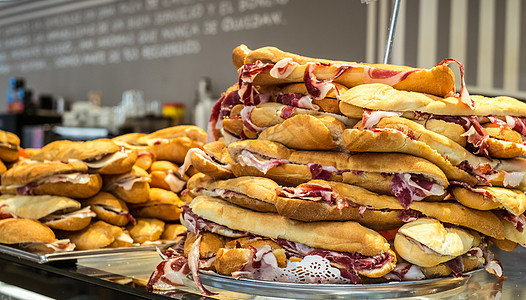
[270,58,299,78]
[164,172,186,192]
[20,239,76,252]
[39,173,92,185]
[240,106,267,133]
[361,110,403,129]
[362,65,415,86]
[114,176,150,191]
[41,206,96,223]
[238,150,289,174]
[77,151,128,169]
[304,63,336,100]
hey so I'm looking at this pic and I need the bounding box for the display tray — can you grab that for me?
[0,243,168,264]
[194,269,482,299]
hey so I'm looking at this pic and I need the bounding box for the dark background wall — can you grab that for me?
[0,0,368,119]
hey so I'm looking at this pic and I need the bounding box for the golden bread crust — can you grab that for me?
[0,218,55,244]
[45,214,92,231]
[0,194,81,219]
[161,224,187,240]
[342,128,477,185]
[258,114,345,150]
[139,125,207,145]
[451,186,526,216]
[1,160,88,186]
[339,83,526,117]
[190,196,390,256]
[84,192,131,226]
[127,218,165,244]
[237,46,454,97]
[33,173,103,198]
[67,220,122,250]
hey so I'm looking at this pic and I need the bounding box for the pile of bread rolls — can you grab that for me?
[0,125,205,251]
[148,45,526,294]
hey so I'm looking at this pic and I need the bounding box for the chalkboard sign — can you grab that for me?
[0,0,369,121]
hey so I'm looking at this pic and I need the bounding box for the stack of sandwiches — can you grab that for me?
[148,45,515,294]
[0,125,204,252]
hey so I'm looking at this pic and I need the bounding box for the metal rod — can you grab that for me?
[383,0,402,64]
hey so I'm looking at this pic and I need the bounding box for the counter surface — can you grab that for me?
[0,246,524,299]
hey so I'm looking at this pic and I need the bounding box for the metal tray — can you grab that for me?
[0,243,166,264]
[195,269,482,299]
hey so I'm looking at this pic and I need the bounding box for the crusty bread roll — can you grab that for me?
[149,161,188,193]
[83,192,133,226]
[32,139,138,175]
[451,186,526,216]
[0,160,103,198]
[138,125,207,146]
[184,231,229,259]
[234,45,455,97]
[199,176,279,213]
[0,218,55,244]
[228,139,449,196]
[340,83,526,117]
[373,116,525,169]
[0,194,81,219]
[0,129,20,163]
[107,230,134,248]
[189,196,390,257]
[41,206,95,231]
[186,141,234,180]
[161,224,187,241]
[258,114,346,151]
[103,166,151,203]
[249,102,358,129]
[275,180,505,238]
[131,188,184,221]
[394,219,480,267]
[66,220,123,250]
[127,218,165,244]
[342,128,477,185]
[138,125,207,165]
[483,123,522,143]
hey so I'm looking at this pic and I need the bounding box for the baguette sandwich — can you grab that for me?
[148,196,396,294]
[0,160,102,198]
[392,218,502,278]
[103,166,151,203]
[150,161,188,193]
[196,176,279,212]
[274,180,505,239]
[31,139,138,175]
[83,192,135,226]
[0,194,95,231]
[0,218,75,252]
[130,188,185,221]
[228,139,448,208]
[138,125,207,165]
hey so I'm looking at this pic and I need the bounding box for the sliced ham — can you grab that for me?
[436,59,475,109]
[269,58,299,78]
[238,150,289,174]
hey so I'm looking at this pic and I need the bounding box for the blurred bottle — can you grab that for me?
[193,77,215,130]
[7,77,25,114]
